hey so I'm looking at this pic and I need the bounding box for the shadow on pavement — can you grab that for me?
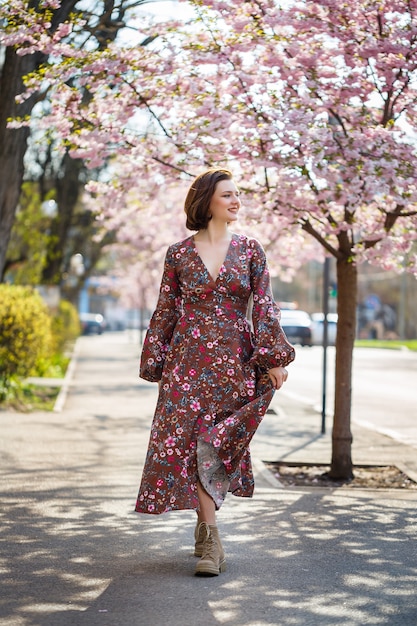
[2,486,416,626]
[1,335,416,626]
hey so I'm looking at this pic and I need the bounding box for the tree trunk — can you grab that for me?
[41,153,84,284]
[329,256,357,479]
[0,48,38,281]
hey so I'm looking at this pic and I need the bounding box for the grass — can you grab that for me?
[0,381,60,412]
[0,350,71,412]
[355,339,417,351]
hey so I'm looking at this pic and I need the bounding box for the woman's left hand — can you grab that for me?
[267,366,289,390]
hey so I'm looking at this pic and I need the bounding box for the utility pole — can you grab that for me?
[321,257,330,434]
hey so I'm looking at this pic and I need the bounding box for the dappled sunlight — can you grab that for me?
[1,335,416,625]
[3,471,416,625]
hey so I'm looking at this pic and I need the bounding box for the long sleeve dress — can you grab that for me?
[135,233,295,515]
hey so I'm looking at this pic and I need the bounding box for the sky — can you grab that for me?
[142,0,195,20]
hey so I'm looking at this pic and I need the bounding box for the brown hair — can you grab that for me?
[184,168,233,231]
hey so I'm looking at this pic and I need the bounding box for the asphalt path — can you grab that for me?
[1,332,417,626]
[282,345,417,449]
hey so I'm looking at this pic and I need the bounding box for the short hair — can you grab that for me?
[184,168,233,231]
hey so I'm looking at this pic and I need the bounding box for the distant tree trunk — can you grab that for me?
[329,255,357,479]
[41,152,84,284]
[0,48,38,281]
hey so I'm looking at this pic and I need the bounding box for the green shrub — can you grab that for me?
[0,285,53,395]
[51,299,80,354]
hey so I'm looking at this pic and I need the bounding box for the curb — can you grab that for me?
[396,460,417,485]
[53,339,80,413]
[252,457,285,489]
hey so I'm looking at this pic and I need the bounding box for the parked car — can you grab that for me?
[311,312,338,345]
[280,309,313,347]
[80,313,106,335]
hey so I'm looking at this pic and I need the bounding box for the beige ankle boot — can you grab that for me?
[194,521,207,557]
[195,523,226,576]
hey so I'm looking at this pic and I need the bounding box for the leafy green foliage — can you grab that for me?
[0,285,53,396]
[50,299,81,355]
[5,182,51,285]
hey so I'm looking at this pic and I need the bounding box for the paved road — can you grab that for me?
[282,345,417,448]
[1,333,416,626]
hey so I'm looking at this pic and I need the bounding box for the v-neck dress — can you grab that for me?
[135,234,295,514]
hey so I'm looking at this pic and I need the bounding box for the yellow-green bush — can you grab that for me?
[51,299,80,354]
[0,285,53,392]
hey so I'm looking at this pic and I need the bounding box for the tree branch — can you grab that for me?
[301,218,341,258]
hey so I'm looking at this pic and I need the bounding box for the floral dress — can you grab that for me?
[135,233,295,514]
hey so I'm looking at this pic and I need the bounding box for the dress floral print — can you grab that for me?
[135,234,295,514]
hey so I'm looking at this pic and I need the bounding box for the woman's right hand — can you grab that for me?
[267,366,288,390]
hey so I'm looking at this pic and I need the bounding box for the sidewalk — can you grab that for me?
[1,332,416,626]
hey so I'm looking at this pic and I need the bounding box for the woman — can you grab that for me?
[135,168,295,577]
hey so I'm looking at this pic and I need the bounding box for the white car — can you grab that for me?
[311,312,338,345]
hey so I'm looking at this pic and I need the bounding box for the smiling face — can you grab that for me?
[209,179,241,224]
[184,168,239,231]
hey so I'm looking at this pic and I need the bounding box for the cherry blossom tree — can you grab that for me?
[4,0,417,478]
[0,0,157,280]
